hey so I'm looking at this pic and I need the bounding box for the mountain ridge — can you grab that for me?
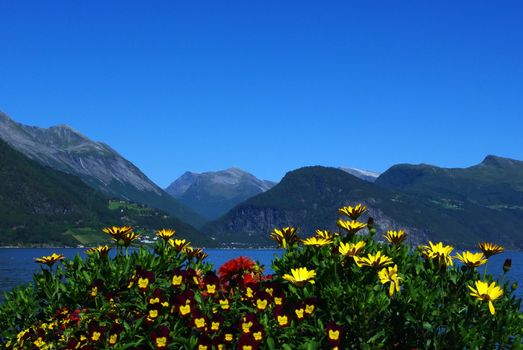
[206,159,523,249]
[166,168,277,220]
[0,138,208,246]
[0,112,205,228]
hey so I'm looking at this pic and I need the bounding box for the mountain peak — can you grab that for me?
[165,168,277,220]
[479,155,523,169]
[338,167,380,182]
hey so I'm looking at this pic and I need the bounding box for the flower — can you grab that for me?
[120,231,140,247]
[304,297,317,315]
[314,229,335,240]
[192,312,207,331]
[282,267,316,286]
[270,227,300,248]
[336,219,367,235]
[468,280,504,315]
[210,315,224,332]
[326,321,343,347]
[421,241,454,266]
[168,239,191,252]
[202,271,220,295]
[302,236,333,246]
[156,228,176,241]
[378,264,402,296]
[254,291,271,311]
[338,204,367,220]
[171,269,185,288]
[338,241,366,258]
[147,288,167,306]
[218,256,259,287]
[185,247,208,261]
[455,251,487,268]
[478,242,504,258]
[293,302,306,321]
[102,226,133,239]
[354,251,393,268]
[88,322,105,343]
[151,326,170,349]
[90,279,103,297]
[146,304,162,323]
[273,306,290,327]
[384,230,407,245]
[240,313,257,334]
[86,245,111,257]
[136,268,155,292]
[238,332,259,350]
[103,226,139,247]
[108,324,123,347]
[35,253,64,267]
[217,295,230,310]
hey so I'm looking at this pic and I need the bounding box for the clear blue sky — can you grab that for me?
[1,1,522,187]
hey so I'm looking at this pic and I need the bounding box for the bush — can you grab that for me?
[1,205,522,349]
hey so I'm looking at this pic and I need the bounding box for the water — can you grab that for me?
[0,248,281,295]
[0,248,522,302]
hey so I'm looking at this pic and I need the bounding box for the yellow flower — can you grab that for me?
[314,229,335,240]
[86,245,111,257]
[421,241,454,266]
[384,230,407,245]
[282,267,316,286]
[168,239,191,252]
[302,236,333,246]
[378,264,402,296]
[156,228,176,241]
[338,204,367,220]
[354,251,393,268]
[270,227,300,248]
[35,253,64,267]
[468,280,503,315]
[478,242,504,258]
[102,226,133,239]
[336,219,367,235]
[120,231,140,247]
[338,241,366,257]
[455,251,487,268]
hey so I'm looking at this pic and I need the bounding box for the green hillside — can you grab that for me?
[206,165,523,249]
[0,139,209,246]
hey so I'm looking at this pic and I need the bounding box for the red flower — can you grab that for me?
[218,256,259,287]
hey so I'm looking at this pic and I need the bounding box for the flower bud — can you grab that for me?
[511,282,518,291]
[503,258,512,273]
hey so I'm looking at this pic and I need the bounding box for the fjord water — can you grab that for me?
[1,248,522,302]
[0,248,281,296]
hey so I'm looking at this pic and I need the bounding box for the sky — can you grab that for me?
[1,1,522,187]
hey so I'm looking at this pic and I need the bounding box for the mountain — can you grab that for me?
[0,112,205,228]
[205,163,523,249]
[375,156,523,207]
[0,138,209,246]
[338,167,380,182]
[166,168,276,220]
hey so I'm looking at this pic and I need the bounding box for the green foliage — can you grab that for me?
[1,207,522,349]
[0,139,209,246]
